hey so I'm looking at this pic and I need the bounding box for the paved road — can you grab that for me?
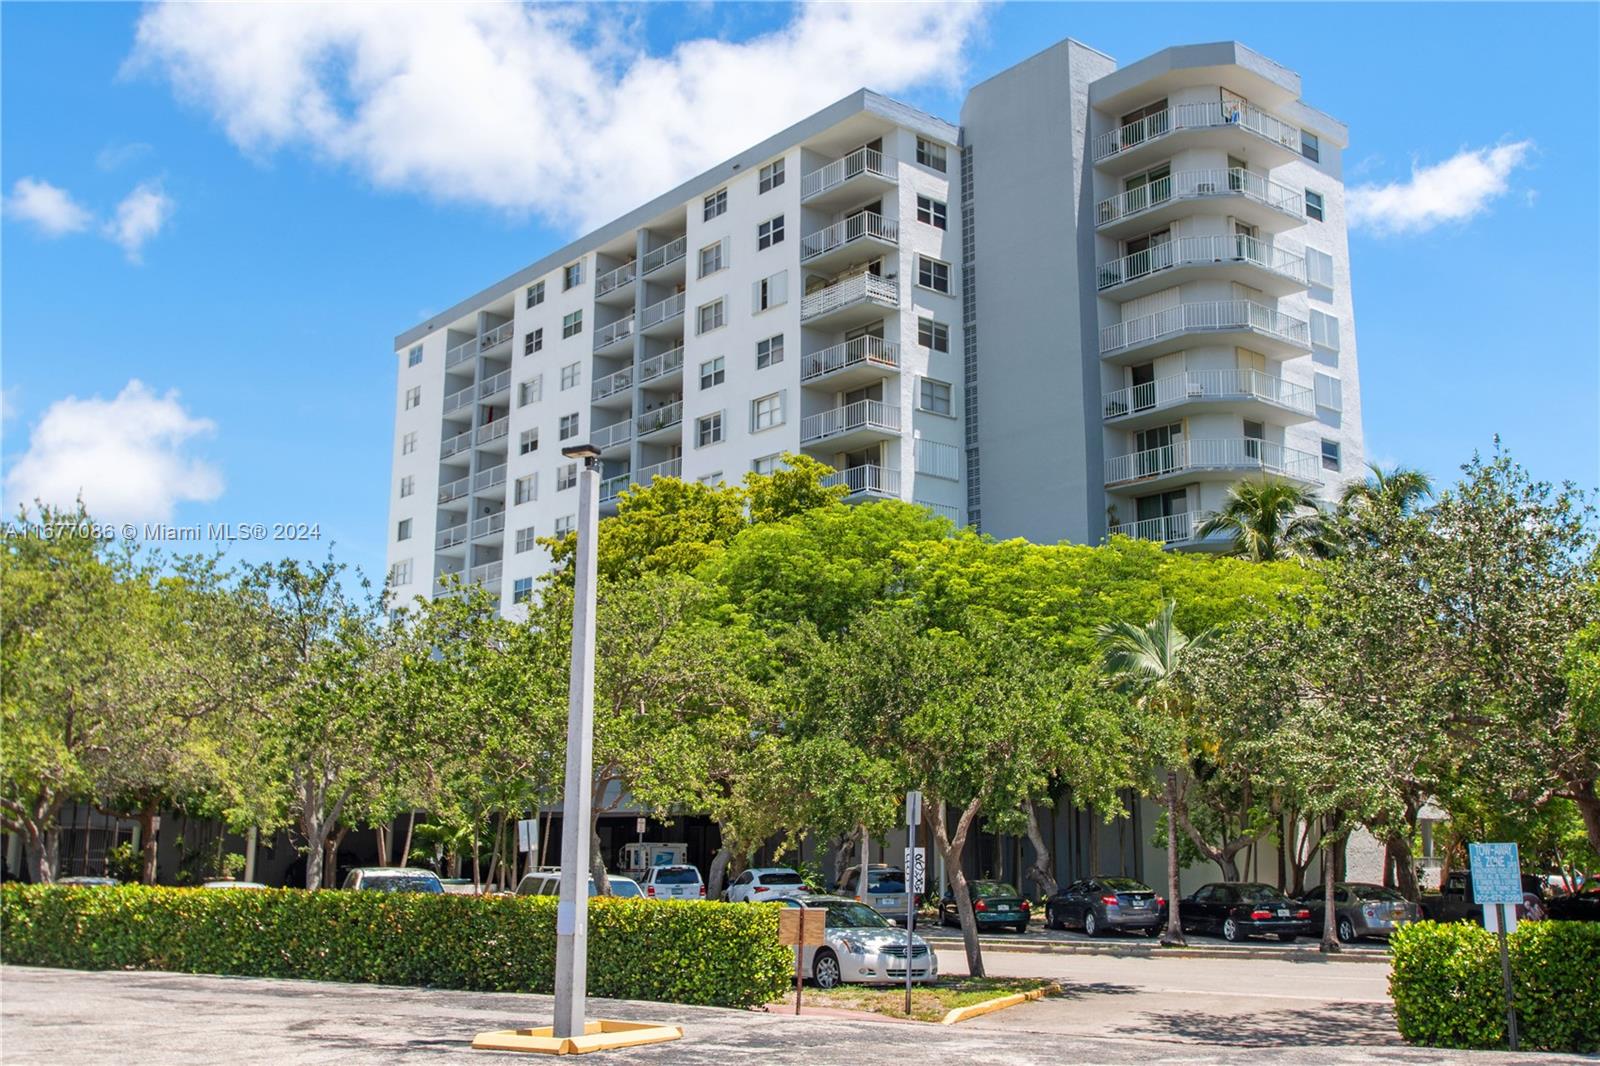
[2,965,1588,1065]
[919,919,1390,958]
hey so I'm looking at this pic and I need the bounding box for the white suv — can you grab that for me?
[641,864,704,900]
[727,867,808,903]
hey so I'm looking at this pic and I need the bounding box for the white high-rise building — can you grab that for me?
[387,38,1364,611]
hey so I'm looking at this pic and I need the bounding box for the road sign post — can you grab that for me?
[1468,842,1522,1052]
[904,791,922,1016]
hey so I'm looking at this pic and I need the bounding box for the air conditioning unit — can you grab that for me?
[1195,182,1216,195]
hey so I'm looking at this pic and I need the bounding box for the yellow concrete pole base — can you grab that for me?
[471,1020,684,1055]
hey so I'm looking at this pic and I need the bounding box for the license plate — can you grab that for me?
[1277,909,1289,918]
[996,904,1010,911]
[1130,900,1149,909]
[879,896,902,908]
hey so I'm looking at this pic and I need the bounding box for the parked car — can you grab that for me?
[640,864,704,900]
[1045,876,1164,937]
[1546,880,1600,922]
[55,876,119,887]
[836,864,914,924]
[938,880,1030,933]
[1181,882,1313,943]
[1418,870,1542,924]
[201,880,269,890]
[340,868,444,893]
[727,867,808,904]
[778,895,938,989]
[1296,882,1419,941]
[514,870,642,898]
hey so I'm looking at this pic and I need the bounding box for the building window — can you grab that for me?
[563,262,583,290]
[512,577,534,604]
[554,515,574,537]
[400,431,417,455]
[562,310,583,338]
[1305,247,1334,288]
[559,412,580,440]
[751,392,784,431]
[389,559,412,587]
[759,158,785,193]
[518,377,542,407]
[698,472,723,486]
[699,240,725,278]
[697,298,725,334]
[526,281,545,308]
[916,196,947,229]
[514,474,537,504]
[404,386,421,410]
[1301,131,1320,163]
[917,256,951,293]
[699,356,725,390]
[560,362,580,390]
[524,328,543,356]
[519,428,539,455]
[514,526,537,553]
[704,188,727,220]
[1321,439,1342,472]
[1310,309,1341,351]
[756,334,784,368]
[918,317,949,352]
[753,270,788,312]
[1314,372,1343,412]
[757,214,785,249]
[919,378,953,416]
[752,454,781,476]
[916,138,947,172]
[1305,189,1325,222]
[407,345,423,367]
[696,412,724,447]
[556,463,577,491]
[399,475,415,499]
[396,518,412,541]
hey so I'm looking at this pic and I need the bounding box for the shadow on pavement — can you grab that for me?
[1126,1000,1399,1047]
[1048,981,1143,1001]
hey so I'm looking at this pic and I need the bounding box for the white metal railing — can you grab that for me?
[595,259,637,297]
[1093,100,1301,162]
[638,345,684,382]
[475,419,510,445]
[1103,369,1315,420]
[1100,300,1309,356]
[1097,234,1306,290]
[445,338,476,368]
[592,365,634,400]
[639,457,682,483]
[444,384,476,412]
[435,523,467,550]
[1096,167,1303,227]
[640,291,686,329]
[472,463,507,492]
[600,472,632,502]
[641,235,687,275]
[800,273,898,322]
[440,429,472,459]
[1109,511,1197,545]
[801,336,900,382]
[821,464,900,497]
[801,146,893,200]
[1104,438,1320,485]
[478,321,514,352]
[593,314,635,352]
[800,399,901,443]
[918,500,961,523]
[477,369,511,398]
[800,212,899,262]
[469,561,502,586]
[438,474,471,503]
[636,400,683,435]
[592,419,633,449]
[470,512,505,539]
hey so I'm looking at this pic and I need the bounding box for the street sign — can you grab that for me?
[905,790,922,828]
[1468,842,1523,904]
[904,847,927,894]
[635,816,646,835]
[517,818,539,853]
[778,907,827,946]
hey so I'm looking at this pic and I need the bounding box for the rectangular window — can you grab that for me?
[557,463,578,491]
[519,428,539,455]
[1310,309,1341,351]
[757,214,785,249]
[554,515,574,537]
[1305,248,1334,288]
[916,195,947,229]
[396,518,412,541]
[524,328,543,356]
[559,412,580,440]
[389,559,412,587]
[917,256,951,293]
[699,356,725,390]
[562,310,583,338]
[753,270,788,311]
[563,262,583,290]
[400,431,417,455]
[1305,189,1325,222]
[514,526,537,553]
[1321,438,1342,472]
[703,188,727,220]
[698,472,722,486]
[1301,131,1321,163]
[915,438,960,480]
[514,474,537,504]
[404,386,421,410]
[696,412,724,447]
[399,475,415,499]
[1314,372,1343,412]
[752,454,781,476]
[697,299,725,334]
[759,158,785,193]
[917,317,949,352]
[751,392,784,431]
[560,362,580,390]
[407,345,423,367]
[918,378,953,416]
[916,138,947,172]
[518,377,542,407]
[526,281,545,308]
[699,240,724,278]
[756,334,784,368]
[512,577,533,604]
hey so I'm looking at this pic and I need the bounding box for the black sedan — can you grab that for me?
[1546,880,1600,922]
[1180,882,1313,943]
[939,880,1031,933]
[1045,876,1165,936]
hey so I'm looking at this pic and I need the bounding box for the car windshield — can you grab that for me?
[761,872,805,887]
[604,878,641,898]
[1101,878,1149,892]
[364,875,442,894]
[1235,884,1287,903]
[1352,885,1405,902]
[970,881,1018,899]
[824,901,890,929]
[653,867,699,885]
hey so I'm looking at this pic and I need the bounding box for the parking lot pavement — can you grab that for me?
[3,965,1588,1066]
[920,920,1390,959]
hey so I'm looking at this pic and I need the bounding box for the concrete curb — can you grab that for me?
[940,983,1057,1025]
[920,935,1391,965]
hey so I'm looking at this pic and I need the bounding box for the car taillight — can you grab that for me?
[699,885,705,897]
[1297,909,1311,919]
[1251,909,1273,920]
[1101,895,1119,905]
[1157,897,1166,907]
[1021,899,1030,910]
[646,885,655,897]
[975,899,987,912]
[755,886,768,893]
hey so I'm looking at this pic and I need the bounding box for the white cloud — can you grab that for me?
[129,2,984,229]
[96,141,155,171]
[4,178,93,236]
[1347,141,1533,236]
[105,181,176,262]
[4,380,223,524]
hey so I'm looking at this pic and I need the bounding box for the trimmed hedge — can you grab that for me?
[0,883,791,1009]
[1390,919,1600,1053]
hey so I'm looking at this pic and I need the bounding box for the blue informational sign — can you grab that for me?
[1468,842,1523,905]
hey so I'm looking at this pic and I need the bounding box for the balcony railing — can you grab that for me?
[821,464,900,497]
[435,523,467,550]
[592,366,634,400]
[478,321,514,353]
[593,314,635,351]
[801,146,894,200]
[641,236,687,276]
[800,273,898,323]
[477,369,511,399]
[595,259,637,297]
[800,212,899,262]
[1109,511,1197,545]
[600,471,632,503]
[639,457,682,484]
[1105,438,1320,485]
[472,463,507,492]
[475,419,510,445]
[1100,299,1308,356]
[440,429,472,459]
[592,419,633,449]
[1097,234,1306,290]
[1103,369,1315,421]
[445,339,476,369]
[800,399,901,443]
[470,512,505,539]
[636,400,683,436]
[469,561,502,586]
[1096,167,1304,227]
[801,336,900,382]
[640,291,686,329]
[1093,100,1301,162]
[438,474,471,504]
[638,345,684,383]
[444,384,476,413]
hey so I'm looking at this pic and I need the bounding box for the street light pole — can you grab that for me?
[553,443,601,1040]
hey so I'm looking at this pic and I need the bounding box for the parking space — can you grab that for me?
[920,918,1391,957]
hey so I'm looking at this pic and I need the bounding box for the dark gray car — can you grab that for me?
[1045,876,1164,936]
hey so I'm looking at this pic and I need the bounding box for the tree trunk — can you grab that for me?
[1023,801,1057,899]
[1162,770,1185,946]
[1569,778,1600,859]
[1385,832,1420,901]
[587,807,610,894]
[29,823,62,884]
[928,793,986,978]
[375,822,391,868]
[856,822,871,904]
[707,847,732,900]
[831,830,858,889]
[138,800,160,884]
[1320,827,1343,955]
[323,826,347,888]
[484,812,503,891]
[400,811,416,869]
[305,829,326,890]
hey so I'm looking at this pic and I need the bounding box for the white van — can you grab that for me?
[640,864,704,900]
[619,842,688,877]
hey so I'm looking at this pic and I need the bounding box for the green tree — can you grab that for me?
[1194,476,1334,562]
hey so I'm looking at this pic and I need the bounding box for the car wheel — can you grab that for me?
[1143,924,1160,938]
[1278,933,1297,943]
[1337,917,1355,942]
[1015,921,1029,934]
[941,905,954,928]
[813,949,843,990]
[1044,906,1058,931]
[1083,911,1100,938]
[1222,918,1242,943]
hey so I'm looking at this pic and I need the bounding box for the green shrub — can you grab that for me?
[0,883,791,1009]
[1389,920,1600,1053]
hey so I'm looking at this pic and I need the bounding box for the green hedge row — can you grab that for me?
[1389,920,1600,1053]
[0,884,791,1009]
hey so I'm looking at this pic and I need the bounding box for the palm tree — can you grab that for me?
[1195,477,1333,562]
[1097,600,1213,946]
[1338,462,1433,519]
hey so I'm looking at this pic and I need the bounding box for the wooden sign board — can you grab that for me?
[778,907,827,946]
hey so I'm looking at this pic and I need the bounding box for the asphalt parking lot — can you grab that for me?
[919,919,1391,958]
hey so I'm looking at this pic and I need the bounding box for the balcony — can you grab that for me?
[821,463,900,500]
[801,146,896,207]
[593,313,635,354]
[800,273,898,330]
[800,399,901,449]
[1097,234,1306,299]
[435,523,468,551]
[799,212,899,272]
[472,463,507,493]
[592,418,634,453]
[445,339,476,369]
[1100,299,1309,363]
[1108,511,1198,547]
[636,400,683,438]
[1096,168,1304,236]
[641,236,687,279]
[440,428,473,459]
[638,456,682,484]
[438,474,471,504]
[595,259,637,302]
[1092,101,1302,172]
[801,335,900,388]
[1103,369,1315,426]
[477,321,514,354]
[475,420,510,446]
[468,560,503,587]
[470,512,505,541]
[1104,438,1320,490]
[592,365,634,403]
[444,383,476,413]
[600,471,631,504]
[640,292,686,335]
[477,369,512,400]
[638,345,684,384]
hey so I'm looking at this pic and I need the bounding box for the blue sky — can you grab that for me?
[4,2,1596,583]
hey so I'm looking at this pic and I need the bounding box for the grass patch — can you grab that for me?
[781,976,1055,1024]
